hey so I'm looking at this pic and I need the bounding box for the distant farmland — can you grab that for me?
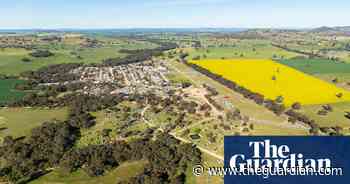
[190,59,350,106]
[278,59,350,74]
[0,79,26,104]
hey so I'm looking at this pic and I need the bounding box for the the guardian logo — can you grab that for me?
[224,136,348,184]
[230,139,331,171]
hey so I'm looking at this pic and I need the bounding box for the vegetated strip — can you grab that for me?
[271,43,324,58]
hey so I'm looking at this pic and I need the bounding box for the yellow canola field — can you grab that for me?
[190,59,350,106]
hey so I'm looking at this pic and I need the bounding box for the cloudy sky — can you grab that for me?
[1,0,349,29]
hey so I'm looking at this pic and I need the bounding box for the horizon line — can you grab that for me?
[0,25,349,31]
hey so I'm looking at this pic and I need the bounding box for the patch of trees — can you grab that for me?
[291,102,301,110]
[82,38,101,48]
[179,53,189,60]
[203,84,219,96]
[40,36,62,42]
[118,134,201,184]
[226,109,242,121]
[23,82,86,96]
[264,100,285,116]
[59,133,201,183]
[322,104,333,112]
[174,113,187,129]
[21,63,82,83]
[206,132,217,143]
[0,121,80,183]
[204,94,224,111]
[285,109,319,135]
[181,81,192,88]
[67,94,124,113]
[0,74,18,80]
[30,50,54,58]
[21,57,31,62]
[199,103,212,111]
[8,91,125,111]
[193,40,202,48]
[319,126,343,136]
[271,43,323,59]
[345,43,350,51]
[14,80,38,91]
[178,101,198,114]
[345,112,350,120]
[192,56,201,60]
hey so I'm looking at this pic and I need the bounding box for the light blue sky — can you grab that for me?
[1,0,349,29]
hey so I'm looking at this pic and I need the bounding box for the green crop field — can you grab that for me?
[0,107,68,139]
[0,79,26,103]
[279,59,350,85]
[279,59,350,74]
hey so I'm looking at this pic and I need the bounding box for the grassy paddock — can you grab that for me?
[187,39,301,60]
[279,59,350,74]
[298,102,350,129]
[30,160,148,184]
[0,39,157,76]
[0,79,26,103]
[0,107,68,139]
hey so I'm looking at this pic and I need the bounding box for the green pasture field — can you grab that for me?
[0,79,26,103]
[0,39,157,76]
[31,150,217,184]
[0,107,68,139]
[187,39,301,60]
[279,59,350,74]
[30,160,148,184]
[298,102,350,130]
[279,59,350,85]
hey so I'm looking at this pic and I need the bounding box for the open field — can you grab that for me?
[279,59,350,74]
[298,102,350,129]
[279,59,350,89]
[30,152,223,184]
[190,59,350,106]
[30,160,148,184]
[0,107,68,139]
[187,39,302,60]
[0,47,121,75]
[0,39,157,75]
[0,79,26,103]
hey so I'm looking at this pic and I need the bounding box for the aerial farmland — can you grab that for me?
[0,28,349,184]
